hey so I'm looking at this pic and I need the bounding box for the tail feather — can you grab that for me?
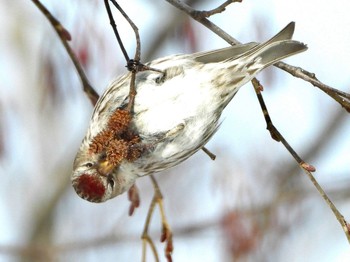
[193,42,258,63]
[259,22,296,45]
[193,22,306,66]
[252,40,307,69]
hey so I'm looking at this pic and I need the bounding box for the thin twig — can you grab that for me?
[104,0,130,62]
[275,62,350,112]
[106,0,167,114]
[141,175,173,262]
[201,146,216,160]
[252,78,316,172]
[104,0,139,113]
[192,0,242,19]
[165,0,239,46]
[105,0,215,159]
[31,0,99,106]
[303,168,350,242]
[141,177,160,262]
[102,4,172,259]
[109,0,141,63]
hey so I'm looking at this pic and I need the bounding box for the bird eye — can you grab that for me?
[107,177,115,188]
[85,162,93,168]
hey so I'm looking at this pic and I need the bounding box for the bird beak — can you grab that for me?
[98,160,115,175]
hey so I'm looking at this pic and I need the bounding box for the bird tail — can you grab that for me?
[194,22,307,68]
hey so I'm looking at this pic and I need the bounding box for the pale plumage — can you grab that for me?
[72,22,307,202]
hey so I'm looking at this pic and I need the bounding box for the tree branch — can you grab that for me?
[192,0,242,19]
[31,0,99,106]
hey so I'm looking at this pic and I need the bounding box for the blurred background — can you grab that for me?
[1,0,350,261]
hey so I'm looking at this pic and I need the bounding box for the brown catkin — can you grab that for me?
[89,108,145,165]
[89,130,113,154]
[107,109,132,136]
[106,139,129,166]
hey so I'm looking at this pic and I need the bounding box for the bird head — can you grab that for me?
[71,149,136,203]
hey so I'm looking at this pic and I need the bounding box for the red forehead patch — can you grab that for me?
[75,174,105,201]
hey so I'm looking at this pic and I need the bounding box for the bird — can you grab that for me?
[71,22,307,203]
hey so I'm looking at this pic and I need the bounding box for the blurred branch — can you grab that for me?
[31,0,99,106]
[2,175,349,259]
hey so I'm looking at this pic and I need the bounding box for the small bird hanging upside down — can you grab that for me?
[71,22,307,203]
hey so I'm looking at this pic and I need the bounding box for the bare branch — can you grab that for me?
[104,0,130,62]
[192,0,242,19]
[275,62,350,112]
[142,175,173,262]
[165,0,240,46]
[31,0,99,106]
[201,146,216,160]
[109,0,141,63]
[252,80,350,241]
[252,78,316,171]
